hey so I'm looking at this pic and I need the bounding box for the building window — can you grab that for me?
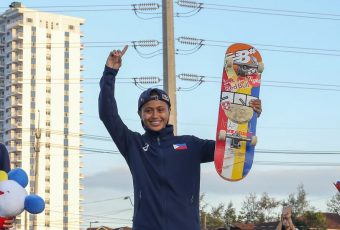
[26,18,33,23]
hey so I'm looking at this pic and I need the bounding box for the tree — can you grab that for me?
[207,203,226,229]
[327,193,340,215]
[238,192,280,224]
[257,192,280,222]
[199,194,226,229]
[238,193,259,223]
[285,184,311,218]
[224,201,237,226]
[301,211,327,230]
[200,193,209,229]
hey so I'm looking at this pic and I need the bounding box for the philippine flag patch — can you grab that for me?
[173,143,188,150]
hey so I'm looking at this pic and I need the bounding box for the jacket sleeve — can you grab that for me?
[0,143,11,172]
[98,65,133,160]
[199,139,215,163]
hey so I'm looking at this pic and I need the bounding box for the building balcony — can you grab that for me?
[10,155,22,163]
[8,132,22,140]
[7,77,23,86]
[79,183,84,190]
[11,65,23,73]
[12,99,23,107]
[9,144,22,153]
[12,54,23,63]
[12,44,23,52]
[11,111,22,118]
[14,32,23,40]
[9,122,22,129]
[6,20,23,29]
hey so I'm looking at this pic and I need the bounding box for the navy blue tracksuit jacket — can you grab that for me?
[99,66,215,230]
[0,143,10,173]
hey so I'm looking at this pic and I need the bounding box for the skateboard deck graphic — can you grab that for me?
[214,43,263,181]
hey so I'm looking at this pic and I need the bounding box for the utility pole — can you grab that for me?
[162,0,177,134]
[33,110,41,230]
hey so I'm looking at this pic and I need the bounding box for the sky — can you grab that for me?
[1,0,340,229]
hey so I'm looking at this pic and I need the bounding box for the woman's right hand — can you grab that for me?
[106,45,128,69]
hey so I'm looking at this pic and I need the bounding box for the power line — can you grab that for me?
[13,126,340,145]
[177,73,340,92]
[8,75,340,92]
[14,141,340,157]
[176,0,340,21]
[177,36,340,57]
[254,161,340,167]
[12,37,340,57]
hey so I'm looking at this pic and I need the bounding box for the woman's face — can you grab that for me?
[139,100,170,132]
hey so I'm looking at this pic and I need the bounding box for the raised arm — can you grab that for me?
[98,46,133,160]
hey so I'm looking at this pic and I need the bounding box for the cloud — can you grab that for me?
[84,166,133,192]
[83,164,339,204]
[200,165,339,198]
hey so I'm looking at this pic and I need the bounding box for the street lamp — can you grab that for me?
[124,196,134,207]
[89,221,99,229]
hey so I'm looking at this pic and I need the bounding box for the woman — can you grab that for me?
[99,46,262,230]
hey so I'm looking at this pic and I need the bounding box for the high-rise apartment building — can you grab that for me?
[0,2,84,229]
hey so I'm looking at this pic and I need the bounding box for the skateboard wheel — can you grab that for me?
[226,57,233,68]
[218,130,227,141]
[257,62,264,73]
[250,136,257,146]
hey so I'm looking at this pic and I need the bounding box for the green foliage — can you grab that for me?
[238,192,280,223]
[199,184,334,229]
[327,193,340,215]
[224,202,237,224]
[284,184,311,220]
[301,211,327,230]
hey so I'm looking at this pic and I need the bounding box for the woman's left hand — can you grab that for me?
[249,99,262,117]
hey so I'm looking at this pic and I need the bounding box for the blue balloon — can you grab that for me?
[8,168,28,188]
[25,195,45,214]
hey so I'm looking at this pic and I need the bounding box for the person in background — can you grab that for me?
[277,206,296,230]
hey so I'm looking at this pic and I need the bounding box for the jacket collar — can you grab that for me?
[144,124,174,139]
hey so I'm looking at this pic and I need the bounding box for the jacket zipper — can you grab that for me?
[157,135,167,229]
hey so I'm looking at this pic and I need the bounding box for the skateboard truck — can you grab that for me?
[218,130,257,148]
[226,56,264,76]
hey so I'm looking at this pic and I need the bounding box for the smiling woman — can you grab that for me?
[138,88,171,132]
[98,45,262,230]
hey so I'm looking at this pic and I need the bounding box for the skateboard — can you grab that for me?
[214,43,264,181]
